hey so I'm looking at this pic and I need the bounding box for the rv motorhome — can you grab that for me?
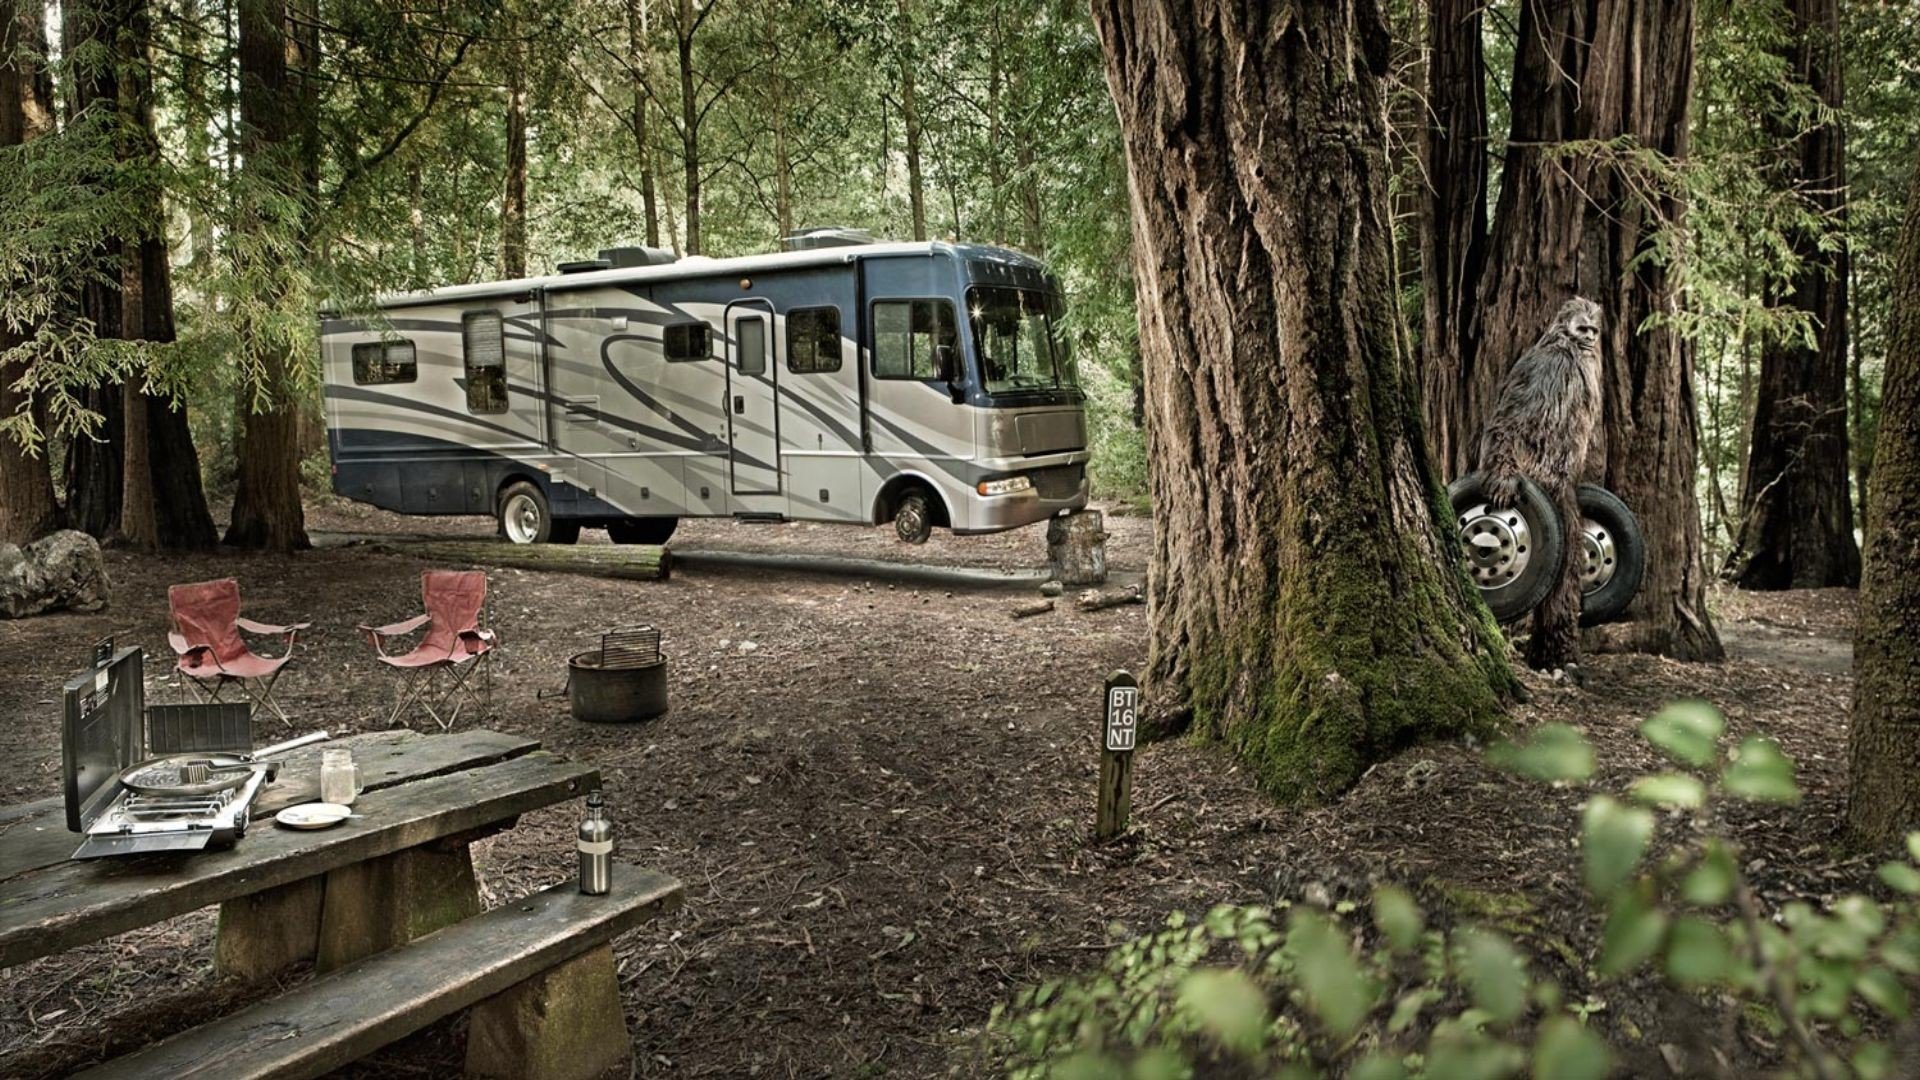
[320,231,1090,545]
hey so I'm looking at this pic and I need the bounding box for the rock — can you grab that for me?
[1039,580,1064,597]
[0,530,110,619]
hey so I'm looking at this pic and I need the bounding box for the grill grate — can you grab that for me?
[598,626,663,669]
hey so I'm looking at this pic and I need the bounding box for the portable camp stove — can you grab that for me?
[62,641,328,859]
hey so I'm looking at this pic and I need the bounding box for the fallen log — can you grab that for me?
[1010,599,1055,619]
[369,540,672,582]
[1077,584,1143,612]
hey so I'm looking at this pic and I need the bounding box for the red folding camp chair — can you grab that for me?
[359,570,497,730]
[167,578,310,727]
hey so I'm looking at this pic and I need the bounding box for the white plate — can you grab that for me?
[275,803,354,830]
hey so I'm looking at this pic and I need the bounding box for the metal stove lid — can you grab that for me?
[62,648,144,833]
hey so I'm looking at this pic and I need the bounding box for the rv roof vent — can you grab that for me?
[558,259,612,274]
[599,245,678,268]
[782,227,876,252]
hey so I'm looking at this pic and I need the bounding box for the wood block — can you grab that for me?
[316,844,482,972]
[215,876,324,980]
[464,943,631,1080]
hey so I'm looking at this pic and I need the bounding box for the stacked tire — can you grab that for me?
[1445,474,1646,626]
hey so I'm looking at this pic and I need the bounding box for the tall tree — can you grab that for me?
[1091,0,1515,800]
[224,0,311,551]
[895,0,926,242]
[0,0,62,546]
[1846,151,1920,847]
[625,0,660,247]
[1726,0,1861,590]
[1416,0,1488,480]
[500,36,529,277]
[1453,0,1723,665]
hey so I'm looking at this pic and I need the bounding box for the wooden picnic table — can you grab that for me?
[0,728,586,973]
[0,728,680,1079]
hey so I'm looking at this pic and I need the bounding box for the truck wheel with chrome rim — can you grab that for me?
[1575,483,1646,626]
[1446,472,1567,624]
[894,489,934,545]
[498,481,556,545]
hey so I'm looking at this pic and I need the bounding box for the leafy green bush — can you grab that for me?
[986,702,1920,1078]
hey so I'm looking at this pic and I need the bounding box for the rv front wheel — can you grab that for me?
[499,481,557,544]
[894,489,934,545]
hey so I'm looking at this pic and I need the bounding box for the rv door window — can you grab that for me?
[461,311,509,414]
[872,300,957,380]
[351,340,417,385]
[785,307,841,374]
[664,323,712,362]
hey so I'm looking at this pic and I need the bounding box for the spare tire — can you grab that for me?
[1576,484,1647,626]
[1447,473,1567,625]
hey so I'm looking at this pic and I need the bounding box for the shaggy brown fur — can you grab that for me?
[1477,297,1603,670]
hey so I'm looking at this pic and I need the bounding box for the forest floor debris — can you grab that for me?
[0,498,1869,1077]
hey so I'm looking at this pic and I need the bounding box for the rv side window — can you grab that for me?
[461,311,509,414]
[352,340,417,385]
[664,322,711,362]
[786,307,841,374]
[872,300,956,380]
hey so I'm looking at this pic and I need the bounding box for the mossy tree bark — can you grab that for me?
[0,0,62,546]
[1727,0,1860,591]
[1846,154,1920,847]
[1091,0,1516,802]
[225,0,311,552]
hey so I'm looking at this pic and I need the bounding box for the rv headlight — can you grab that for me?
[976,476,1033,497]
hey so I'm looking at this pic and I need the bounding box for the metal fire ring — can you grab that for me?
[1580,518,1617,594]
[1457,502,1532,591]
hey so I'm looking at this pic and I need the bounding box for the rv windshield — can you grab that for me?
[967,287,1077,395]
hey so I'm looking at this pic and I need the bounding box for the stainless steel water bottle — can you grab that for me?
[578,790,612,895]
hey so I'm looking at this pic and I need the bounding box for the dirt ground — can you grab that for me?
[0,499,1874,1077]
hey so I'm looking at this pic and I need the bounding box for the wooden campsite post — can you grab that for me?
[1097,670,1139,842]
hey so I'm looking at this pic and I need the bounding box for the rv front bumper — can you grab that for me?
[954,456,1091,534]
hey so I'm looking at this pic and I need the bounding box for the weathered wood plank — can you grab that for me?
[77,864,683,1080]
[465,942,631,1080]
[0,729,539,886]
[0,752,597,969]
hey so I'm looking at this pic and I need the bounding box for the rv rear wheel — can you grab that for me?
[499,481,558,544]
[608,517,678,545]
[894,489,934,545]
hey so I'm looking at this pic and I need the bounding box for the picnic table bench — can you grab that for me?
[0,728,683,1079]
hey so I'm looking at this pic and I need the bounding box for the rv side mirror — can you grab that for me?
[935,345,965,402]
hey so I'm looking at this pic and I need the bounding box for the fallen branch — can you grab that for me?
[1077,584,1144,612]
[369,539,672,582]
[1010,599,1055,619]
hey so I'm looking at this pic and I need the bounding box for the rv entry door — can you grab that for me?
[725,301,780,495]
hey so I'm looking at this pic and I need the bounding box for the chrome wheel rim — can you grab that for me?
[1580,517,1617,595]
[1457,502,1532,590]
[503,493,542,544]
[896,500,927,542]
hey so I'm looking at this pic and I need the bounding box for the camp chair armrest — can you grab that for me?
[236,616,310,636]
[360,614,431,656]
[456,628,497,654]
[168,632,212,661]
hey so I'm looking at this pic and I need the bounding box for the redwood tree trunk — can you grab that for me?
[1092,0,1515,801]
[1846,153,1920,847]
[225,0,309,552]
[1474,0,1723,662]
[677,0,701,255]
[1727,0,1860,590]
[1417,0,1489,480]
[626,0,659,248]
[500,39,528,278]
[897,0,926,242]
[0,0,62,545]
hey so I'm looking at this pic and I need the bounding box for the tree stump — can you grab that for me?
[1046,510,1108,586]
[465,943,632,1080]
